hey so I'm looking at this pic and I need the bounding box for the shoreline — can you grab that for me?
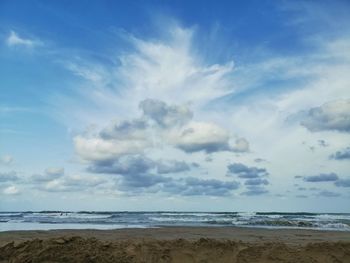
[1,226,350,262]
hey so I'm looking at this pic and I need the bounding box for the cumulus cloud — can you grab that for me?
[141,99,245,153]
[50,24,249,198]
[156,160,191,174]
[99,119,148,140]
[317,190,341,197]
[41,175,107,192]
[178,178,238,196]
[330,147,350,160]
[74,99,249,163]
[230,138,250,153]
[302,173,339,182]
[114,171,239,197]
[153,177,240,197]
[296,194,308,198]
[334,178,350,187]
[88,155,194,175]
[254,158,267,163]
[244,178,269,186]
[139,99,193,128]
[26,168,108,193]
[45,167,64,176]
[74,135,150,162]
[0,171,19,182]
[318,140,328,147]
[172,128,249,154]
[88,155,155,175]
[205,156,213,162]
[0,155,14,165]
[226,163,269,194]
[227,163,269,178]
[241,186,269,196]
[172,122,230,153]
[6,31,39,48]
[2,185,20,195]
[63,175,107,188]
[86,153,238,196]
[300,99,350,132]
[40,18,350,204]
[30,167,64,182]
[119,173,171,189]
[173,177,240,196]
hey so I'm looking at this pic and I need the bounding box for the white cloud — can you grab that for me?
[170,121,230,153]
[74,135,151,162]
[63,61,109,84]
[47,20,350,202]
[119,27,234,106]
[100,119,148,140]
[299,99,350,132]
[0,155,14,165]
[3,185,20,195]
[71,95,249,197]
[231,138,250,153]
[6,31,39,48]
[139,99,193,128]
[45,167,64,176]
[51,24,235,128]
[74,99,249,164]
[41,174,108,192]
[31,167,65,182]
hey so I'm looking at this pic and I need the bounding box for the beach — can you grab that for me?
[1,226,350,262]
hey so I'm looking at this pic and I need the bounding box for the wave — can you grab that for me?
[1,211,350,231]
[255,212,319,216]
[0,213,23,218]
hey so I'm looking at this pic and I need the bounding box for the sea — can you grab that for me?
[1,211,350,232]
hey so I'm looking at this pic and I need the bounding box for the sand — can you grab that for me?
[1,227,350,262]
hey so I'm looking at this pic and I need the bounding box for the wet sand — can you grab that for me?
[1,227,350,262]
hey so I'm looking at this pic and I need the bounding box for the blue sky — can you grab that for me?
[1,0,350,212]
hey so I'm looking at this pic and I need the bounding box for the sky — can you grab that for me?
[0,0,350,212]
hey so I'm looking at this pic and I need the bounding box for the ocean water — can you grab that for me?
[0,211,350,232]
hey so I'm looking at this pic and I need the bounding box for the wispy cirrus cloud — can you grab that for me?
[6,30,41,48]
[50,25,236,129]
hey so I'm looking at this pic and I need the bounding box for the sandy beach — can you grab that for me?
[1,226,349,262]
